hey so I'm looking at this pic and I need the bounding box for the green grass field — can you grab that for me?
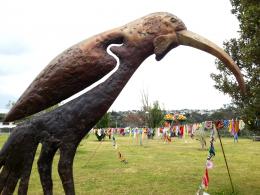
[0,134,259,194]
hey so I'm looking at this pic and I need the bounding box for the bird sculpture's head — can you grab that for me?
[114,12,245,94]
[4,12,245,122]
[120,12,245,94]
[119,12,187,60]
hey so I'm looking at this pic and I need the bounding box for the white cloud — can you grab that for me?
[0,39,29,55]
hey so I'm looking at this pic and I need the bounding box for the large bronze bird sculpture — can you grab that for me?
[0,12,245,194]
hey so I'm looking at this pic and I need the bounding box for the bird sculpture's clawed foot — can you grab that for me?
[0,126,38,195]
[37,139,78,195]
[37,133,61,195]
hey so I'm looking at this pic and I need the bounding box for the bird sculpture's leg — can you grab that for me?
[0,126,39,195]
[0,166,9,192]
[1,147,37,195]
[17,146,38,195]
[37,143,59,195]
[58,145,78,195]
[1,169,20,195]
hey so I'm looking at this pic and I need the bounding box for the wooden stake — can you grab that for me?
[216,128,235,193]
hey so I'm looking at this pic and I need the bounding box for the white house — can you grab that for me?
[0,122,16,129]
[0,108,16,131]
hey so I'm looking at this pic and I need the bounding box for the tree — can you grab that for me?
[122,112,145,127]
[147,101,164,128]
[211,0,260,131]
[141,90,164,128]
[0,114,5,122]
[141,90,150,113]
[96,112,111,128]
[95,112,111,141]
[208,106,239,121]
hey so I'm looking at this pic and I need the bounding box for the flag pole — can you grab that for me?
[215,123,235,193]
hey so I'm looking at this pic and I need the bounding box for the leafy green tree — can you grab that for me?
[141,90,164,128]
[122,112,145,127]
[110,111,123,128]
[96,112,111,128]
[147,101,164,128]
[0,114,5,122]
[208,106,239,121]
[185,112,208,123]
[211,0,260,131]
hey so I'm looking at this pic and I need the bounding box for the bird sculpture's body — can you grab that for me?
[0,12,245,194]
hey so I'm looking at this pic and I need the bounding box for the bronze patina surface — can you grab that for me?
[0,12,245,194]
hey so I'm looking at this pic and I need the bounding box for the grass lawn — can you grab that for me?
[0,134,260,194]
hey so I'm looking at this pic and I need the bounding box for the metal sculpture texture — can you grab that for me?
[1,12,245,194]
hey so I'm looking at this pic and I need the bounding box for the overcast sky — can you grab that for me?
[0,0,239,112]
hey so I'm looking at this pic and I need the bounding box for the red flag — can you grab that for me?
[202,168,209,189]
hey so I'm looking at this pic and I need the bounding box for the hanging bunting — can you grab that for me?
[197,124,216,195]
[202,168,209,190]
[206,160,214,169]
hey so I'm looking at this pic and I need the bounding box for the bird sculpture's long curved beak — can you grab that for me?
[175,30,246,94]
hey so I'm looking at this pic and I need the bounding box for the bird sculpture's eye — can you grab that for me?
[170,17,177,23]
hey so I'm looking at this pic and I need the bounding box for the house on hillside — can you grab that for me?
[0,122,16,132]
[0,108,16,133]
